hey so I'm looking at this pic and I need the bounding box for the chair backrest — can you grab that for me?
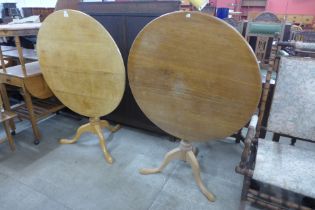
[292,30,315,43]
[253,12,281,23]
[290,25,303,41]
[245,12,284,64]
[267,57,315,141]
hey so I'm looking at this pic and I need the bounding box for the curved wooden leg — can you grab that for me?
[186,151,216,202]
[140,148,185,175]
[108,124,120,132]
[60,123,92,144]
[100,120,121,132]
[94,124,113,164]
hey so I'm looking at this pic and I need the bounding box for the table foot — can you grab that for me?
[140,140,216,202]
[60,117,119,164]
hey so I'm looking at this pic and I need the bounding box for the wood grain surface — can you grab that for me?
[37,10,125,117]
[128,11,261,142]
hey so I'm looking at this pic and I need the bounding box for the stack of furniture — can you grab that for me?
[1,3,22,23]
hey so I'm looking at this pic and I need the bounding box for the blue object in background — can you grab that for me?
[216,7,229,19]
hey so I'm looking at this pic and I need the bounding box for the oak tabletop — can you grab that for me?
[37,10,125,117]
[128,11,261,142]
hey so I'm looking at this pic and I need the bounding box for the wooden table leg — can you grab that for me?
[0,84,16,133]
[21,85,41,144]
[3,120,15,151]
[0,45,7,72]
[140,140,216,202]
[60,117,119,164]
[14,36,27,76]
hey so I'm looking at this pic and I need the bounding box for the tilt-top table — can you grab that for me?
[128,11,261,201]
[37,10,125,164]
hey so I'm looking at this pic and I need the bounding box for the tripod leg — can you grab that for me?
[94,124,113,164]
[186,151,216,202]
[100,120,121,132]
[139,148,185,175]
[60,123,92,144]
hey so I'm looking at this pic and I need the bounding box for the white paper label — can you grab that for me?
[64,10,69,18]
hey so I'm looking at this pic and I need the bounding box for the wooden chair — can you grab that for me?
[0,93,17,151]
[236,54,315,209]
[245,12,284,66]
[244,13,285,140]
[269,40,315,144]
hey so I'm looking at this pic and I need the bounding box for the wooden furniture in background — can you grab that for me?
[80,1,180,135]
[287,15,314,26]
[223,17,243,33]
[3,48,37,62]
[0,46,15,68]
[37,10,125,164]
[55,0,79,11]
[247,13,314,27]
[0,93,17,151]
[128,12,261,201]
[22,7,54,22]
[245,12,284,65]
[0,23,63,144]
[1,3,22,24]
[236,57,315,210]
[292,30,315,43]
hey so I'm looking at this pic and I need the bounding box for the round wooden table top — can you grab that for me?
[37,10,125,117]
[128,12,261,142]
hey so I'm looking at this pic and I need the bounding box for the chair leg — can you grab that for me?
[240,176,251,210]
[272,133,280,142]
[290,138,297,146]
[235,129,243,143]
[3,121,15,151]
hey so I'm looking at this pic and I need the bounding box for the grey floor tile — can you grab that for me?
[0,115,261,210]
[148,140,260,210]
[0,176,71,210]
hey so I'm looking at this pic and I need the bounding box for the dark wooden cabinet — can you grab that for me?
[22,7,54,22]
[80,1,180,134]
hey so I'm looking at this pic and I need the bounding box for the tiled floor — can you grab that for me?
[0,115,261,210]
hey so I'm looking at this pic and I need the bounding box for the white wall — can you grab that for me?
[0,0,57,8]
